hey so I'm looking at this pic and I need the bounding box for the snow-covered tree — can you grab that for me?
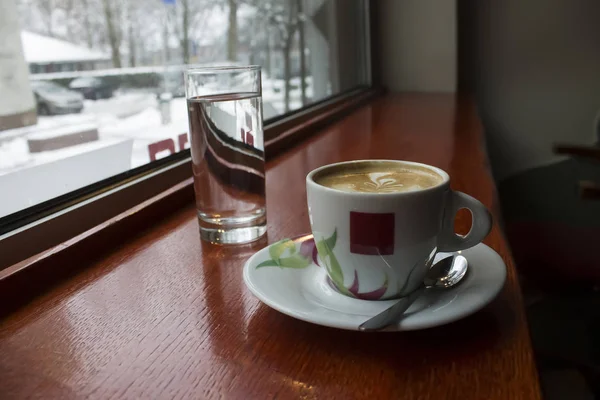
[248,0,303,111]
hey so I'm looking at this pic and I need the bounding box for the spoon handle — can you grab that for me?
[358,286,424,331]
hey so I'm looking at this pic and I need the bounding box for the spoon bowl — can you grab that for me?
[424,254,469,288]
[358,254,469,331]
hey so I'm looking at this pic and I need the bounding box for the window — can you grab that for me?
[0,0,371,268]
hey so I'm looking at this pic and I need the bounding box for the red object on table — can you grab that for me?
[148,138,176,161]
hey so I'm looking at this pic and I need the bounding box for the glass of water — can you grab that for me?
[185,66,266,244]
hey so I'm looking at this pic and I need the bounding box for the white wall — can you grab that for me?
[378,0,457,92]
[473,0,600,180]
[377,0,600,180]
[0,0,36,130]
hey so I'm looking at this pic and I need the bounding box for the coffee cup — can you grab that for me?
[306,160,492,300]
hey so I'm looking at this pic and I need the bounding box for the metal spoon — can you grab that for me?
[358,254,469,332]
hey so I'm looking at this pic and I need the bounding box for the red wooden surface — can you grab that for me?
[0,94,541,399]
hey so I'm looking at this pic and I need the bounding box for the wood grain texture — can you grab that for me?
[0,94,541,400]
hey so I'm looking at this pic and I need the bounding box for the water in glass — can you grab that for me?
[187,92,266,244]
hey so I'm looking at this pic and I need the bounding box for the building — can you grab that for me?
[21,31,111,74]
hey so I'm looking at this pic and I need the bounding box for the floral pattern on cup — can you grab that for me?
[257,232,388,300]
[255,238,314,269]
[348,271,388,300]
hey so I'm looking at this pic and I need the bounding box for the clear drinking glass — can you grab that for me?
[185,66,266,244]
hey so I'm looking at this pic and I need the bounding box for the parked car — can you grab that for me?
[30,80,84,116]
[69,77,115,100]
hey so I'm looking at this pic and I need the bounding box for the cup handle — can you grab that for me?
[437,190,492,252]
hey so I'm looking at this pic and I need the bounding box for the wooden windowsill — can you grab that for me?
[0,94,541,399]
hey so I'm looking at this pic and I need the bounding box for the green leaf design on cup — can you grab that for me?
[256,259,280,268]
[279,255,311,269]
[269,239,296,260]
[257,238,312,270]
[324,228,337,251]
[315,229,351,296]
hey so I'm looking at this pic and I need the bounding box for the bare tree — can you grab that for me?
[125,0,143,67]
[270,0,300,112]
[154,1,172,64]
[167,0,215,64]
[18,0,219,69]
[227,0,238,61]
[57,0,75,38]
[245,1,301,111]
[257,1,301,112]
[296,0,307,105]
[282,3,295,111]
[78,0,111,50]
[241,2,271,74]
[127,22,136,66]
[101,0,122,67]
[80,0,94,48]
[162,15,171,64]
[181,0,190,63]
[34,0,56,36]
[20,0,103,48]
[166,0,191,64]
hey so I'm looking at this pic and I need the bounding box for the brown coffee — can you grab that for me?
[314,162,443,193]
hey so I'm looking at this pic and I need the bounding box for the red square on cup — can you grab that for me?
[350,212,395,255]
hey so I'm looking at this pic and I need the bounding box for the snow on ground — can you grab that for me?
[84,91,156,119]
[0,79,322,217]
[0,82,313,179]
[0,139,30,172]
[102,96,190,168]
[0,92,187,175]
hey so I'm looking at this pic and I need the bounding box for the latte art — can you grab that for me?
[315,165,443,193]
[355,172,413,193]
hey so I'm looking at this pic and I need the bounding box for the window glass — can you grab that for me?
[0,0,369,220]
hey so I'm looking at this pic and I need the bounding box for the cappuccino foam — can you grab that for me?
[315,163,443,193]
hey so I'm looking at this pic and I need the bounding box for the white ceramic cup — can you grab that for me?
[306,160,492,300]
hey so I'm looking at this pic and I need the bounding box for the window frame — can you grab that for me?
[0,0,378,272]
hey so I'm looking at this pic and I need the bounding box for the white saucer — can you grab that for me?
[243,234,507,331]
